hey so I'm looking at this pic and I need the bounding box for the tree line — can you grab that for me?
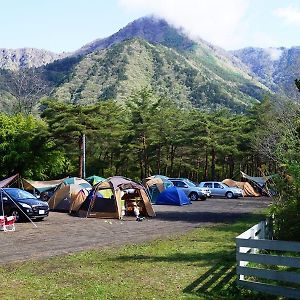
[0,87,300,240]
[0,88,274,181]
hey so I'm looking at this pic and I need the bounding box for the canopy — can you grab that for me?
[241,171,273,187]
[0,174,19,188]
[22,178,65,192]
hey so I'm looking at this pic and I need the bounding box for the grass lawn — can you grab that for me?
[0,213,275,300]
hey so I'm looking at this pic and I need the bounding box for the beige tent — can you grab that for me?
[222,179,260,197]
[78,176,155,219]
[48,184,89,212]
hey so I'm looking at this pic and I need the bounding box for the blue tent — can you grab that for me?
[156,187,191,206]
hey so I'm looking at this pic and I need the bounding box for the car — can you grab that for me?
[168,178,208,201]
[198,181,243,199]
[0,188,49,222]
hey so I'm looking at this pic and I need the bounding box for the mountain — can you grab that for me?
[0,48,66,70]
[232,47,300,100]
[0,17,272,113]
[75,17,196,56]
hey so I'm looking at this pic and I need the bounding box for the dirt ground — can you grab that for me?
[0,197,271,264]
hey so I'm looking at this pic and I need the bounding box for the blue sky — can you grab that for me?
[1,0,300,52]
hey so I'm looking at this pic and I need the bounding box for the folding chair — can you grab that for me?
[0,216,5,231]
[3,216,16,232]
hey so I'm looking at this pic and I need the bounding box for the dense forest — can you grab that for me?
[0,88,275,181]
[0,87,299,240]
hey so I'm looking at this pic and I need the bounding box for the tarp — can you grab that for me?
[78,176,155,219]
[156,186,191,206]
[240,171,273,187]
[222,179,260,197]
[22,178,65,192]
[0,174,19,188]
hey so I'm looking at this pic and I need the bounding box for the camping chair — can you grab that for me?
[1,216,16,232]
[0,216,5,231]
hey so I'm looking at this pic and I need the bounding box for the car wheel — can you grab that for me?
[10,209,22,222]
[189,192,199,201]
[226,191,234,199]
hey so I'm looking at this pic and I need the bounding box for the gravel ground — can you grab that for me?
[0,197,271,264]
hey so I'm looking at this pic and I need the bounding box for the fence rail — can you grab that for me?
[236,220,300,299]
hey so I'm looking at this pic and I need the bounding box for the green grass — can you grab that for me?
[0,214,276,300]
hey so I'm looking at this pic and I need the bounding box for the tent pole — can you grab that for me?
[83,133,86,179]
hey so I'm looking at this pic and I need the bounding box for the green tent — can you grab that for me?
[85,175,106,186]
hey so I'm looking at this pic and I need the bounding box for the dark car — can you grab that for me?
[0,188,49,222]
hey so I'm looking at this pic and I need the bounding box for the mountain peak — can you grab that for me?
[76,16,196,56]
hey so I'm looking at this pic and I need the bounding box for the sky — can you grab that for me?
[1,0,300,53]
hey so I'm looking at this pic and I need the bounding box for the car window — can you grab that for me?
[172,181,187,188]
[203,183,212,188]
[214,183,222,189]
[4,189,36,200]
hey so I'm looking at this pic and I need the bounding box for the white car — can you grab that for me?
[199,181,243,199]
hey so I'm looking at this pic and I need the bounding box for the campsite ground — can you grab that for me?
[0,197,271,264]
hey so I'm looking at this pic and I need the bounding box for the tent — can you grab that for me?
[240,171,274,196]
[22,178,65,192]
[48,184,89,212]
[57,177,92,190]
[143,175,173,203]
[85,175,106,186]
[222,179,260,197]
[78,176,155,219]
[156,186,191,206]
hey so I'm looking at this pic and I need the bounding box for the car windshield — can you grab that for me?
[185,179,196,187]
[5,189,36,200]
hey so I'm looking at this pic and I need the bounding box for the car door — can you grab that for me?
[212,182,225,197]
[0,191,13,216]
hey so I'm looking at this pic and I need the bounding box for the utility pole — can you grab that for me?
[79,133,86,178]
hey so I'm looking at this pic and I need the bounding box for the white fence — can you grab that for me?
[236,220,300,299]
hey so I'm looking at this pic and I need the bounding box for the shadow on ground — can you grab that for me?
[182,262,277,300]
[154,211,254,224]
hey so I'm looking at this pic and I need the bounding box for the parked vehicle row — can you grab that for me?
[168,178,244,201]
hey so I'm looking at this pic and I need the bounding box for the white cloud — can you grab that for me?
[265,48,283,61]
[118,0,250,49]
[274,5,300,25]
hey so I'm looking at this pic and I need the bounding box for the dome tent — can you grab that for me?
[156,186,191,206]
[78,176,155,219]
[48,184,89,212]
[143,175,173,203]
